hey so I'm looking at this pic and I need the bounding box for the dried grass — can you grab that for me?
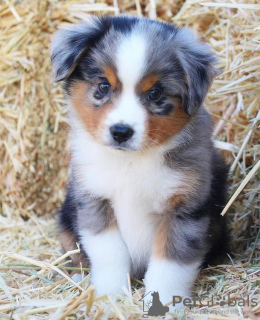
[0,0,259,319]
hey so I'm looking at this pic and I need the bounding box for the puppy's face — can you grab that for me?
[52,16,217,152]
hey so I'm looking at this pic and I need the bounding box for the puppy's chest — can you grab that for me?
[76,148,183,213]
[75,147,185,264]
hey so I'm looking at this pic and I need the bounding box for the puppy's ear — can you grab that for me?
[51,17,109,82]
[175,29,219,116]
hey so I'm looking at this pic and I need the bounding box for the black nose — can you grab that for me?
[110,124,134,144]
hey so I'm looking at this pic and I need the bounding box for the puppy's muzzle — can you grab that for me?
[109,124,134,144]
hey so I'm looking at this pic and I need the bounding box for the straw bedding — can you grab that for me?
[0,0,259,319]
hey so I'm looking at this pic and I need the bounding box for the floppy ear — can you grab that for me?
[51,17,109,82]
[175,29,218,116]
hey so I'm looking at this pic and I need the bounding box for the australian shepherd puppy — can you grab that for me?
[51,15,229,307]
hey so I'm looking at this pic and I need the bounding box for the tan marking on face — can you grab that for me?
[140,74,159,92]
[145,97,190,147]
[103,67,118,88]
[59,230,89,269]
[69,81,115,142]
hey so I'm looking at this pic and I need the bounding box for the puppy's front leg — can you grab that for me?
[144,215,208,309]
[80,227,131,296]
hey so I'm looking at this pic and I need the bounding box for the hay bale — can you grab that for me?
[0,0,259,319]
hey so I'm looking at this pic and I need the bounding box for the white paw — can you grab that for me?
[92,267,128,296]
[144,259,199,313]
[72,273,83,283]
[169,299,185,312]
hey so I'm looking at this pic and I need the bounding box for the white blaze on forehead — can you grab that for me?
[103,31,148,149]
[116,31,147,89]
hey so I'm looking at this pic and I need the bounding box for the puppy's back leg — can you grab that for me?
[58,187,89,277]
[59,230,89,270]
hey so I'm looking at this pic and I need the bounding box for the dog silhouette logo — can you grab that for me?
[140,291,169,317]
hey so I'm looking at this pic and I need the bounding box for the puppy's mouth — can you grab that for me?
[105,142,138,152]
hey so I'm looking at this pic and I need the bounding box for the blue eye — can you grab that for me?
[148,88,162,101]
[98,82,110,94]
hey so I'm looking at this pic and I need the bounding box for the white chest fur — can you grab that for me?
[71,123,187,268]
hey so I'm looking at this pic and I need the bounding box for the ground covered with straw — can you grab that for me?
[0,0,259,319]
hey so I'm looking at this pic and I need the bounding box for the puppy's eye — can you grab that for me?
[98,82,110,94]
[148,88,162,101]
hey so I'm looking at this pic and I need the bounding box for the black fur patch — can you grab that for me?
[51,20,109,82]
[153,103,174,115]
[202,151,230,266]
[59,185,77,234]
[176,45,218,116]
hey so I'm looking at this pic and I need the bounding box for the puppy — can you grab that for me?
[51,15,229,307]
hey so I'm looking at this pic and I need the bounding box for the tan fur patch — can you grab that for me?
[140,75,159,92]
[153,216,170,258]
[169,194,188,210]
[69,81,114,142]
[168,171,200,210]
[153,172,200,259]
[146,97,190,147]
[59,230,89,269]
[103,67,118,88]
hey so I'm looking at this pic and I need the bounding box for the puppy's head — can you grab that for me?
[51,15,217,151]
